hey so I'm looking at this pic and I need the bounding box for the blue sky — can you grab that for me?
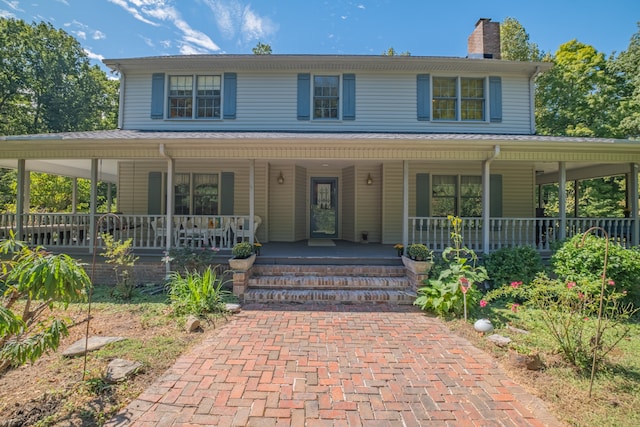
[1,0,638,72]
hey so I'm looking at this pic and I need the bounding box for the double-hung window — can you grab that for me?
[432,77,486,121]
[168,75,221,119]
[173,173,219,215]
[432,175,482,217]
[313,75,339,119]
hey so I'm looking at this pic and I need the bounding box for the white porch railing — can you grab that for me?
[408,217,635,252]
[0,213,258,251]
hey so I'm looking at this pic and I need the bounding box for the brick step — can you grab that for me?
[251,264,406,277]
[247,275,410,290]
[243,289,417,305]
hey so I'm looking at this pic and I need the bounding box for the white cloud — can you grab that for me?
[203,0,277,44]
[160,39,172,48]
[93,30,106,40]
[74,30,87,40]
[357,4,365,9]
[108,0,219,53]
[84,48,105,62]
[140,35,154,47]
[340,15,347,20]
[0,9,15,18]
[1,1,22,12]
[56,0,70,5]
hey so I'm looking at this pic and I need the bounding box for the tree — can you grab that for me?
[535,40,627,138]
[382,47,410,56]
[0,237,90,373]
[252,42,272,55]
[0,18,119,136]
[500,17,542,61]
[612,22,640,139]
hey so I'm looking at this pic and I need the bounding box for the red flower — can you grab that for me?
[578,292,585,300]
[479,300,488,308]
[567,281,577,289]
[510,303,520,313]
[510,281,522,288]
[608,279,615,286]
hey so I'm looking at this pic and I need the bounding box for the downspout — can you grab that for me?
[115,64,125,129]
[482,145,501,254]
[529,65,541,134]
[159,144,174,274]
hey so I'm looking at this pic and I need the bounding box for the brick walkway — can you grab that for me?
[106,304,559,426]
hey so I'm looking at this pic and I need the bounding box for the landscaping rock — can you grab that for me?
[225,303,241,313]
[487,334,512,347]
[105,359,143,383]
[62,336,125,357]
[185,315,201,332]
[506,325,530,334]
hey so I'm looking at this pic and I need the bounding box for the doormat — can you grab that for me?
[307,239,335,247]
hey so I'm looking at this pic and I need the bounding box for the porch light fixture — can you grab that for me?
[277,171,285,185]
[366,173,373,185]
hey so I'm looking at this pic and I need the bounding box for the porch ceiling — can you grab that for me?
[0,159,118,183]
[1,130,639,181]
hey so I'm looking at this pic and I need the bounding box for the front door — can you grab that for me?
[310,177,338,238]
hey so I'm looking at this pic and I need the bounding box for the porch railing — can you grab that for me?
[408,217,635,252]
[0,213,258,251]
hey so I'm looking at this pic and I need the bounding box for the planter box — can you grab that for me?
[401,255,433,275]
[228,253,256,271]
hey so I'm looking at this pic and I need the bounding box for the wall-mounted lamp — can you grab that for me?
[366,173,373,185]
[277,171,285,185]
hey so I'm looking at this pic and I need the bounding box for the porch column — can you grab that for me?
[482,146,500,254]
[89,159,98,254]
[631,163,639,246]
[574,180,579,218]
[16,159,26,239]
[249,159,255,245]
[558,162,567,240]
[402,160,408,255]
[165,156,175,254]
[72,178,78,214]
[107,183,112,212]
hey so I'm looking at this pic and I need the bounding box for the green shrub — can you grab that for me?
[167,267,230,317]
[552,234,640,305]
[483,246,544,289]
[407,244,433,261]
[232,242,253,259]
[415,216,488,317]
[101,233,138,300]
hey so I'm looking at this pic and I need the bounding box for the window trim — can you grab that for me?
[431,76,488,123]
[157,172,221,215]
[312,74,341,120]
[167,74,222,120]
[431,174,482,217]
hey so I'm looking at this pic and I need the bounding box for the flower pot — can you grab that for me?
[228,253,256,271]
[401,255,432,274]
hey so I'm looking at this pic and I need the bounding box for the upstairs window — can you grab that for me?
[431,77,486,121]
[168,75,221,119]
[313,76,339,119]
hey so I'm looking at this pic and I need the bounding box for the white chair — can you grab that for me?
[150,218,167,246]
[231,215,261,243]
[208,217,231,248]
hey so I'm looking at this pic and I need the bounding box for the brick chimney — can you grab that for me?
[467,18,501,59]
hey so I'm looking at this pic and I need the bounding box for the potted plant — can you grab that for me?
[393,243,404,257]
[402,244,433,274]
[229,242,256,270]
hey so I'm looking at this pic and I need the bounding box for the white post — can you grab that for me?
[72,178,78,214]
[482,159,491,254]
[107,182,113,212]
[631,163,639,246]
[558,162,567,240]
[249,160,255,245]
[16,159,25,239]
[89,159,98,254]
[165,157,174,254]
[402,160,409,254]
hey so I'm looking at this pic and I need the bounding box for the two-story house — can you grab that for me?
[1,19,639,260]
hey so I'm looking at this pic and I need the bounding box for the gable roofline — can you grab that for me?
[103,54,552,75]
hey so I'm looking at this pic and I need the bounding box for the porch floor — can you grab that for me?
[254,240,400,265]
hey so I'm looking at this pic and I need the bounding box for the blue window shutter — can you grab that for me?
[416,74,430,121]
[416,173,430,229]
[342,74,356,120]
[297,73,310,120]
[489,76,502,123]
[220,172,235,215]
[148,172,162,214]
[490,174,503,217]
[223,73,237,119]
[151,73,165,119]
